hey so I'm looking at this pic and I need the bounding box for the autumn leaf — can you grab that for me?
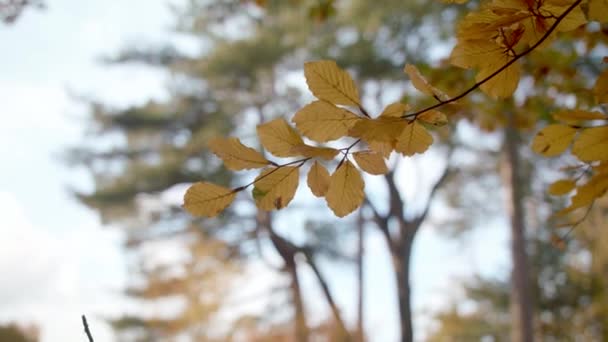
[404,64,449,101]
[571,126,608,162]
[594,69,608,103]
[477,59,521,99]
[184,182,236,217]
[558,173,608,214]
[379,102,409,118]
[368,140,394,158]
[348,102,410,143]
[395,121,434,156]
[253,166,300,210]
[304,60,361,107]
[349,117,406,144]
[292,100,361,142]
[353,151,389,175]
[548,179,576,196]
[257,118,304,157]
[208,137,269,170]
[552,110,606,124]
[531,124,577,157]
[325,161,365,217]
[588,0,608,23]
[290,144,339,160]
[418,110,448,127]
[307,161,330,197]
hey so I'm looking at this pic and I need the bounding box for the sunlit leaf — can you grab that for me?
[184,182,236,217]
[531,124,577,157]
[588,0,608,23]
[292,100,361,142]
[304,60,361,107]
[253,166,300,210]
[404,64,449,101]
[307,161,330,197]
[418,110,448,127]
[548,179,576,196]
[594,69,608,103]
[290,144,339,160]
[257,118,304,157]
[571,126,608,162]
[325,161,365,217]
[208,137,269,170]
[379,102,410,118]
[395,121,434,156]
[552,110,606,124]
[353,151,389,175]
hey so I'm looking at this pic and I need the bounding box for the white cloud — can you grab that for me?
[0,192,125,342]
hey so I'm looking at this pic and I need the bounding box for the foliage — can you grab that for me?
[184,0,606,221]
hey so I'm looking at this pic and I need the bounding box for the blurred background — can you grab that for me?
[1,0,606,341]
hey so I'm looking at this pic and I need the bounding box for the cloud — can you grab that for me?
[0,192,126,342]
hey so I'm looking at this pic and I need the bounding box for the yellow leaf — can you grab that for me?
[552,110,607,123]
[349,117,406,143]
[257,118,304,157]
[589,0,608,23]
[418,110,448,127]
[558,173,608,214]
[290,145,339,160]
[183,182,236,217]
[325,161,365,217]
[379,102,410,118]
[548,179,576,196]
[353,151,389,175]
[594,69,608,103]
[404,64,449,101]
[395,121,434,156]
[253,167,299,210]
[531,124,577,157]
[368,140,394,158]
[292,100,361,142]
[477,60,521,99]
[304,60,361,107]
[208,137,269,171]
[307,161,330,197]
[571,126,608,162]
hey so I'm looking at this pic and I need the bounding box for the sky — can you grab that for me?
[0,1,510,341]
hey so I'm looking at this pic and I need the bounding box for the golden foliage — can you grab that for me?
[208,137,269,170]
[184,182,236,217]
[307,161,330,197]
[325,161,365,217]
[253,167,300,210]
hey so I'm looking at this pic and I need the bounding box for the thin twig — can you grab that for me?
[402,0,583,119]
[81,315,94,342]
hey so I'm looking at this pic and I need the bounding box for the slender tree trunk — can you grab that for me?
[286,261,309,342]
[504,115,534,342]
[356,210,365,341]
[393,225,415,342]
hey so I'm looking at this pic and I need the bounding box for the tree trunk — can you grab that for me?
[393,225,416,342]
[287,261,309,342]
[356,209,365,342]
[503,116,534,342]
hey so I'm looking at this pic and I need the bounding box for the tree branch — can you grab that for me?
[81,315,94,342]
[402,0,584,119]
[303,250,352,340]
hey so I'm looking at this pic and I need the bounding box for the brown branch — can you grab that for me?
[385,170,405,220]
[415,146,455,227]
[303,250,352,340]
[81,315,94,342]
[402,0,584,119]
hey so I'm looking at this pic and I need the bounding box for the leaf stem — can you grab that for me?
[402,0,583,120]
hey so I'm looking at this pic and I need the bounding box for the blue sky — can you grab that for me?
[0,1,511,341]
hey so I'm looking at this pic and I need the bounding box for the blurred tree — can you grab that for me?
[0,0,43,24]
[68,1,486,341]
[0,323,39,342]
[429,199,608,341]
